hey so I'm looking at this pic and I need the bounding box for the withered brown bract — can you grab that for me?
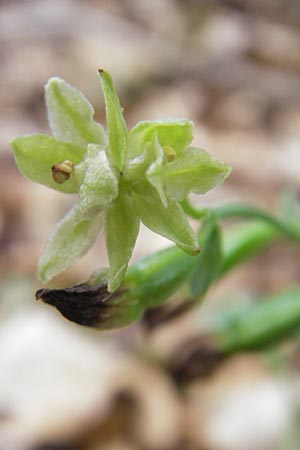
[36,283,116,327]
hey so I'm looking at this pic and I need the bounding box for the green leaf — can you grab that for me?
[128,118,193,160]
[11,134,85,193]
[133,183,199,255]
[45,77,106,147]
[98,69,127,171]
[164,147,232,201]
[189,212,223,299]
[38,204,104,283]
[106,190,140,292]
[146,135,168,207]
[79,144,119,211]
[214,288,300,354]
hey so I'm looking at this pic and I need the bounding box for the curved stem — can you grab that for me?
[180,198,208,219]
[215,204,299,241]
[181,198,300,241]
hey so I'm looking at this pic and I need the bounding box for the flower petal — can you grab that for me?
[128,118,193,159]
[38,204,104,283]
[133,183,199,255]
[146,135,168,207]
[164,147,232,201]
[106,191,140,292]
[45,77,106,147]
[79,144,119,210]
[98,69,127,171]
[11,134,85,193]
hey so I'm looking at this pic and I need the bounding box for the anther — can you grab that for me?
[52,160,74,184]
[163,146,176,162]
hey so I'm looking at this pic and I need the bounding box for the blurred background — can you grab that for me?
[1,0,300,449]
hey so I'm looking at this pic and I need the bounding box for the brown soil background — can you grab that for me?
[1,1,300,449]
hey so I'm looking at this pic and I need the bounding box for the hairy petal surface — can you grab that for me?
[79,144,119,211]
[11,134,85,193]
[133,183,199,255]
[164,147,232,201]
[45,77,106,147]
[98,69,127,171]
[128,118,193,159]
[106,191,140,292]
[38,204,104,283]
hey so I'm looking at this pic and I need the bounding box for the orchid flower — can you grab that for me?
[11,70,231,292]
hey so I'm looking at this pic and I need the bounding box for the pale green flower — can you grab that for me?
[11,70,231,292]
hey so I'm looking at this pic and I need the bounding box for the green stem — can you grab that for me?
[87,202,300,330]
[122,220,282,310]
[125,245,196,308]
[125,213,298,307]
[215,204,299,241]
[181,198,300,241]
[181,198,208,219]
[221,221,278,275]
